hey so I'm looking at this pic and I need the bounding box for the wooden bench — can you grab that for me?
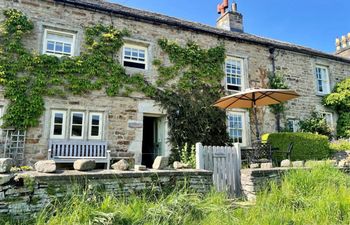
[48,140,110,169]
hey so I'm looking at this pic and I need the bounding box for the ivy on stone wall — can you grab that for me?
[153,39,232,160]
[0,9,154,129]
[323,78,350,137]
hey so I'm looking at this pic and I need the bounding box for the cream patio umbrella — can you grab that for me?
[214,88,300,140]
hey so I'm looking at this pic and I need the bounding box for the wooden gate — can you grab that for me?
[196,143,241,197]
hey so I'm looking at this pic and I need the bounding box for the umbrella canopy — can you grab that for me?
[214,88,300,140]
[214,89,300,109]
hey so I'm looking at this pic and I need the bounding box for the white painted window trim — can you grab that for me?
[315,65,330,95]
[0,107,3,140]
[43,29,76,57]
[122,43,148,70]
[225,56,245,92]
[322,112,334,128]
[227,111,247,146]
[70,112,85,140]
[88,112,103,140]
[287,118,299,133]
[50,110,67,139]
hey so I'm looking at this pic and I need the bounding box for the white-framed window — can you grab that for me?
[227,112,246,145]
[315,65,330,95]
[287,118,299,132]
[122,44,147,70]
[88,113,103,140]
[70,112,85,139]
[50,110,67,139]
[322,112,333,128]
[225,57,244,91]
[43,29,75,57]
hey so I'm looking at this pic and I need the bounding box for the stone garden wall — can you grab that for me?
[0,169,212,218]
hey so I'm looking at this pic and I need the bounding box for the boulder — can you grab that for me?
[111,159,129,171]
[134,165,147,171]
[281,159,292,167]
[173,161,191,170]
[0,158,15,174]
[152,156,169,170]
[292,161,305,168]
[0,174,13,185]
[34,160,56,173]
[73,159,96,171]
[260,163,273,169]
[338,160,348,167]
[250,163,260,169]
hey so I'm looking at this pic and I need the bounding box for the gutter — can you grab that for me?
[54,0,350,64]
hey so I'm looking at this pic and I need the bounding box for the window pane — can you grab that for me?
[91,126,99,136]
[91,115,100,126]
[47,41,55,51]
[63,43,71,54]
[72,125,82,137]
[53,125,62,135]
[72,113,83,125]
[54,113,63,123]
[55,42,63,52]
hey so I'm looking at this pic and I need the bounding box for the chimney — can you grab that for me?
[335,33,350,58]
[216,1,244,33]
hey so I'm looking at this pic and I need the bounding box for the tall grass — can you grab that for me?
[4,165,350,224]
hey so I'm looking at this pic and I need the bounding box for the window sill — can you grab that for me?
[316,93,330,97]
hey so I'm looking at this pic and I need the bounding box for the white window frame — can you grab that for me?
[88,112,103,140]
[43,29,76,57]
[0,107,3,140]
[225,57,244,92]
[322,112,333,128]
[122,44,148,70]
[315,65,330,95]
[50,110,67,139]
[70,112,85,140]
[287,118,299,133]
[227,112,247,146]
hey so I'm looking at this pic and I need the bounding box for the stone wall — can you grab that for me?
[0,169,212,218]
[0,0,350,164]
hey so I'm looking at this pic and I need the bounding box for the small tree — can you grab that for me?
[323,78,350,138]
[299,111,332,137]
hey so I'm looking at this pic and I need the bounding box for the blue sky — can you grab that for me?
[110,0,349,53]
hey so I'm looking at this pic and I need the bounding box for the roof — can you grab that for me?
[54,0,350,64]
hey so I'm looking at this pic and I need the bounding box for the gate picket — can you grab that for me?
[196,143,241,197]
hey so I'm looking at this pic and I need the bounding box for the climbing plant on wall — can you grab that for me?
[0,9,154,129]
[153,39,232,160]
[323,78,350,137]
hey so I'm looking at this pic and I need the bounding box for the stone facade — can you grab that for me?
[0,169,212,218]
[0,0,349,165]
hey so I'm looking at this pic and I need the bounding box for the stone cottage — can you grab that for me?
[0,0,349,166]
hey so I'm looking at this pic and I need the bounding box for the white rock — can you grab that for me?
[250,163,260,169]
[0,158,14,174]
[292,161,305,168]
[112,159,129,171]
[152,156,169,170]
[261,163,273,169]
[135,165,147,171]
[281,159,292,167]
[173,161,190,169]
[73,159,96,171]
[34,160,56,173]
[338,160,348,167]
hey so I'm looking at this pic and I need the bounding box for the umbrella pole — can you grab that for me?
[253,103,260,140]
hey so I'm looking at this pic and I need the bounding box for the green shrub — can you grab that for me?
[330,139,350,152]
[264,132,331,161]
[298,111,332,137]
[337,112,350,138]
[235,165,350,224]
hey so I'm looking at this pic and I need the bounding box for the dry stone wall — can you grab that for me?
[0,169,212,218]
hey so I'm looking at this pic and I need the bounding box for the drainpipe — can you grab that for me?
[269,47,281,132]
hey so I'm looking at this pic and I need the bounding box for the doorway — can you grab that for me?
[142,116,165,168]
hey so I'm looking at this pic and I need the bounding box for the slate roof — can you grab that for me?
[54,0,350,64]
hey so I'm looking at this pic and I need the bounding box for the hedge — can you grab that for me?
[262,132,331,161]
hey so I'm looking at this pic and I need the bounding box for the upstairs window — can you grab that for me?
[122,44,147,70]
[315,65,330,95]
[226,57,244,91]
[43,29,75,57]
